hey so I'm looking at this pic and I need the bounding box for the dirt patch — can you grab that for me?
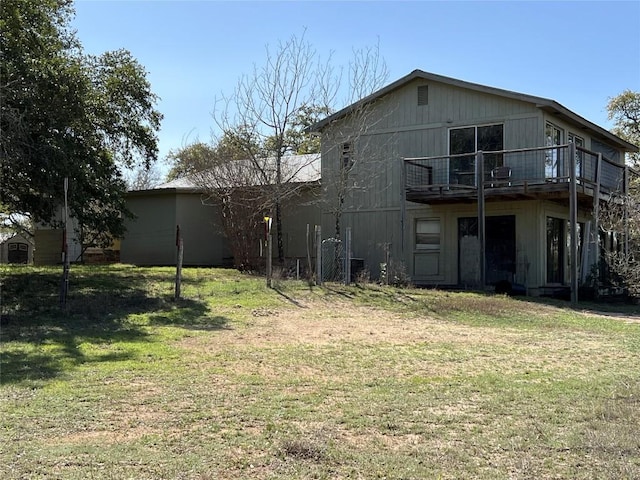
[177,296,635,385]
[184,297,503,349]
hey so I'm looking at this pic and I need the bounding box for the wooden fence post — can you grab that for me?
[345,227,352,285]
[264,216,273,288]
[175,225,183,300]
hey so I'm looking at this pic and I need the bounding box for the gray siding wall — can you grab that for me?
[279,187,322,260]
[322,209,403,279]
[122,187,321,267]
[121,192,178,265]
[405,201,543,288]
[175,193,231,266]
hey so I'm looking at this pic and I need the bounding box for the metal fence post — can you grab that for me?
[315,225,322,285]
[569,142,578,304]
[345,227,352,285]
[266,233,272,288]
[476,151,485,289]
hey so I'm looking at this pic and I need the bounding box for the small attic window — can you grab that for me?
[417,85,429,106]
[341,142,353,170]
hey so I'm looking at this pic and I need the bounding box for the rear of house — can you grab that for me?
[313,70,638,296]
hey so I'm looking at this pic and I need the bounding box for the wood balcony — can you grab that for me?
[403,145,633,207]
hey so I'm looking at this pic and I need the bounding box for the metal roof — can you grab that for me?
[129,153,321,194]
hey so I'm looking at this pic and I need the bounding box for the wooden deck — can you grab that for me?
[406,179,602,207]
[404,144,632,206]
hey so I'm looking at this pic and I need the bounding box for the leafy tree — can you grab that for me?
[165,129,260,181]
[607,90,640,167]
[0,0,162,248]
[165,142,216,181]
[264,104,331,156]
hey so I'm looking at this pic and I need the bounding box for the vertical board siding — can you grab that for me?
[175,193,230,266]
[121,193,178,265]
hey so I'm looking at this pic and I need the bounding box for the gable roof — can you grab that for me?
[310,69,638,153]
[0,232,32,245]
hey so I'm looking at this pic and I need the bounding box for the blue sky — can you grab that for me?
[72,0,640,174]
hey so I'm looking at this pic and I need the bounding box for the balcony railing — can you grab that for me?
[404,144,631,203]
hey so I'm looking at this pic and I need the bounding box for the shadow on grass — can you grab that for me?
[0,266,221,385]
[148,298,231,330]
[273,287,308,308]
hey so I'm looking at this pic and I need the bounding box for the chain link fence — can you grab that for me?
[321,238,344,283]
[317,227,358,284]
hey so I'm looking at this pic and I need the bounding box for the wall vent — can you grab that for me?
[417,85,429,106]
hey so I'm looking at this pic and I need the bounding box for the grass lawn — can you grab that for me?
[1,264,639,479]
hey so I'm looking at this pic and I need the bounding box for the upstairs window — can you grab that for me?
[568,132,584,178]
[448,124,503,185]
[545,122,564,178]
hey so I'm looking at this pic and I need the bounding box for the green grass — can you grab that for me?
[1,265,640,479]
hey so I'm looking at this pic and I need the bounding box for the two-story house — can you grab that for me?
[311,70,638,297]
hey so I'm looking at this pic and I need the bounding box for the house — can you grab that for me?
[311,70,638,297]
[120,154,322,268]
[0,233,34,264]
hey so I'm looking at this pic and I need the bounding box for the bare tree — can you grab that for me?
[211,33,328,264]
[213,34,391,263]
[194,153,268,270]
[124,162,163,191]
[166,133,320,270]
[600,90,640,297]
[318,42,392,239]
[598,173,640,297]
[167,34,388,269]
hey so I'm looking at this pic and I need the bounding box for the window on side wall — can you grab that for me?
[415,218,440,250]
[341,142,353,171]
